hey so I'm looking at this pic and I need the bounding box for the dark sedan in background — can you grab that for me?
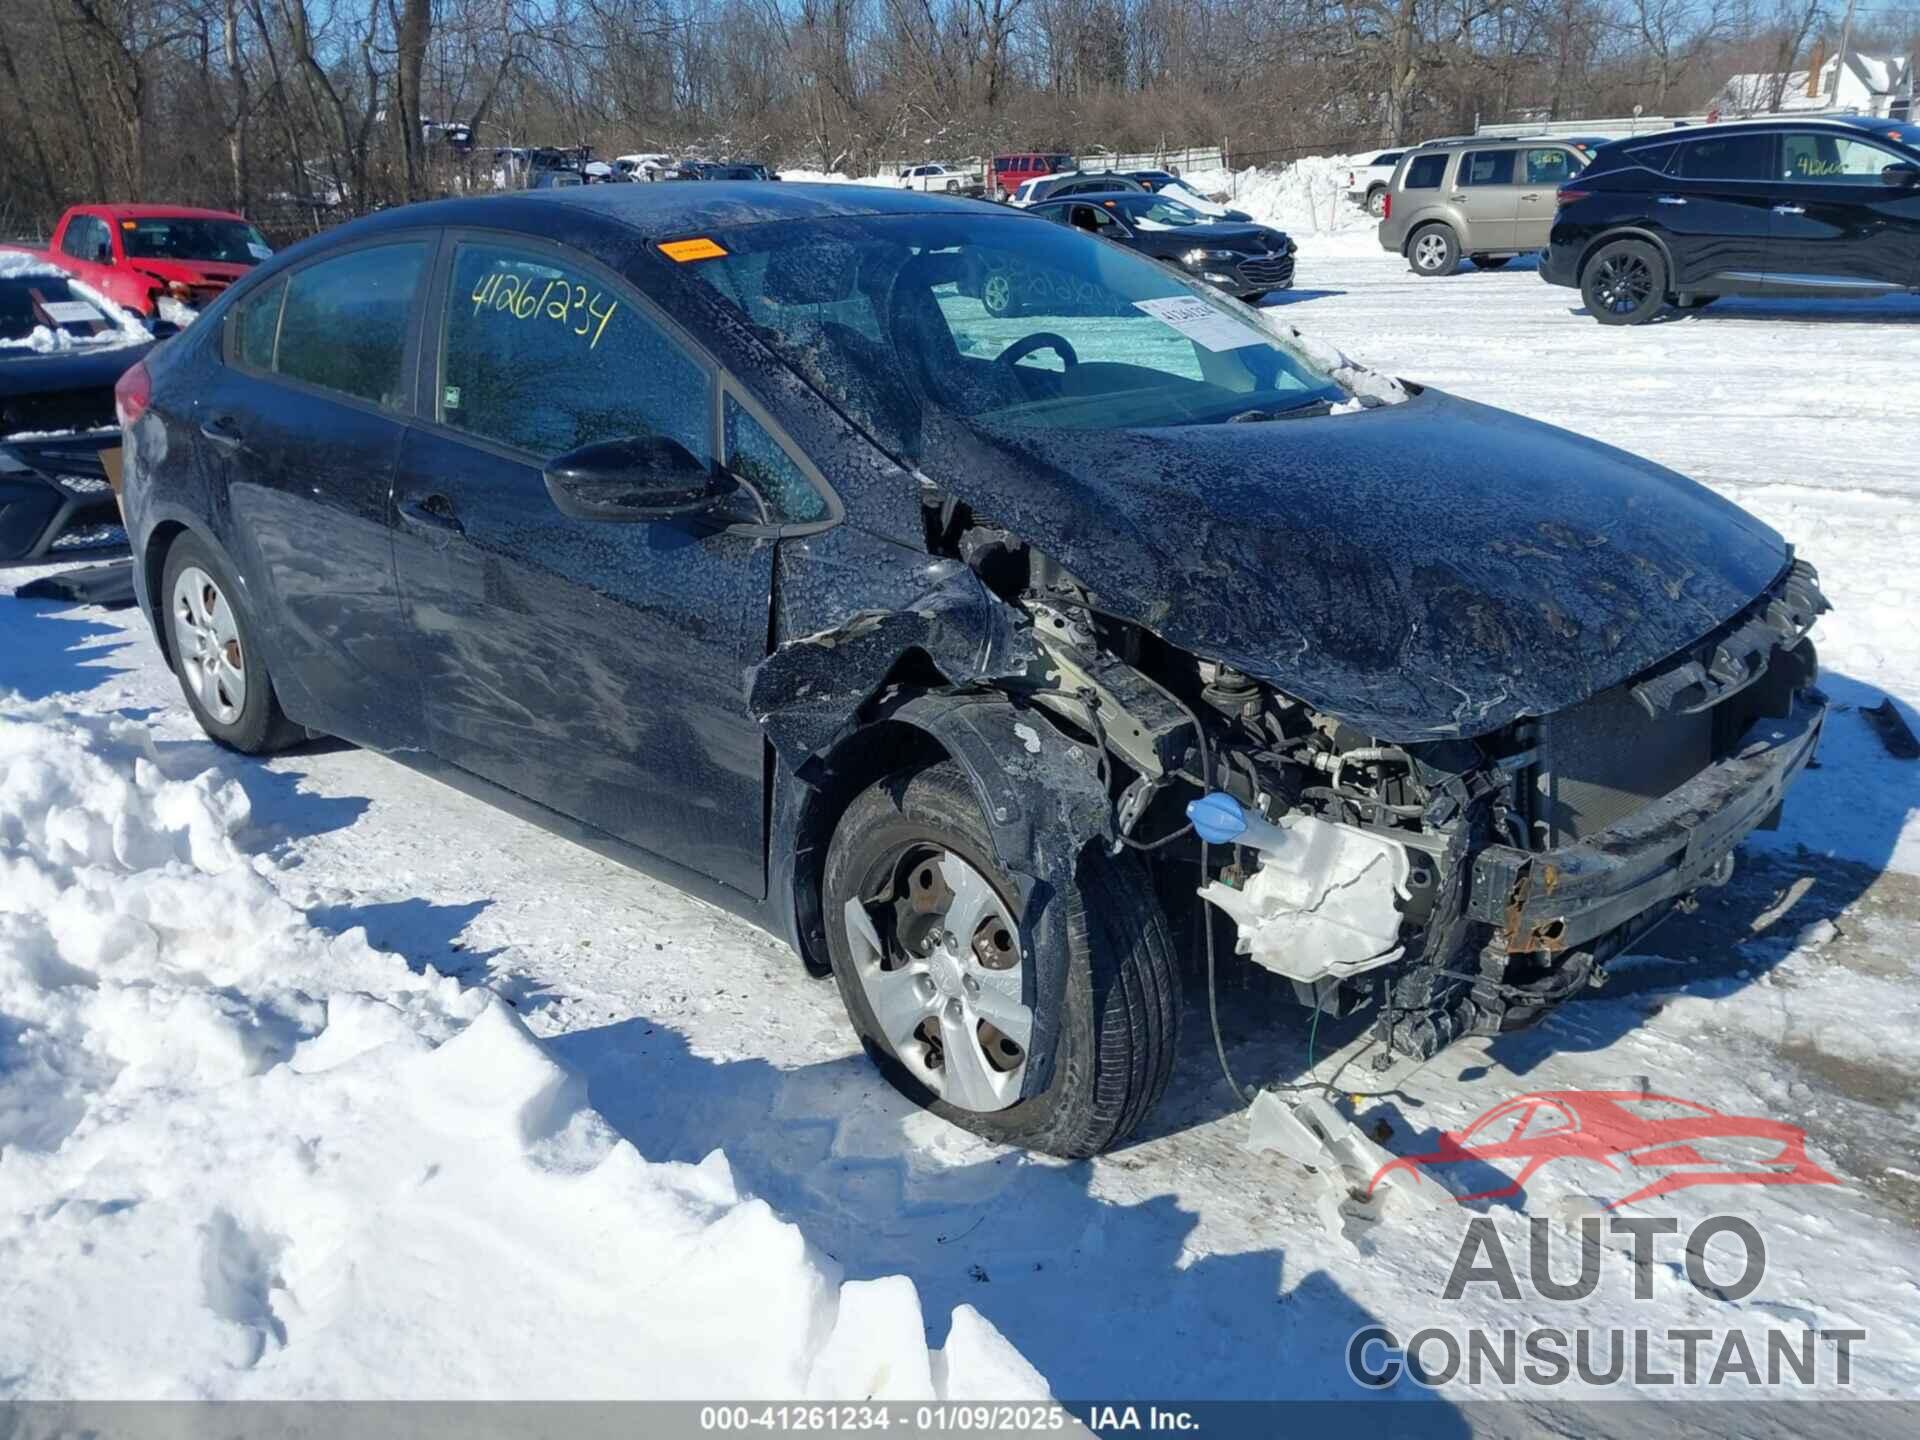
[1,256,157,564]
[1025,191,1296,302]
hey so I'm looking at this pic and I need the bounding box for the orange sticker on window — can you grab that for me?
[121,220,137,229]
[660,237,727,262]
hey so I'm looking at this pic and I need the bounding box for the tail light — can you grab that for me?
[115,360,151,429]
[1556,188,1591,208]
[1382,193,1391,220]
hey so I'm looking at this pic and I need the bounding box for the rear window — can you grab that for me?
[1402,154,1448,189]
[0,273,124,345]
[1613,141,1679,174]
[1676,134,1776,181]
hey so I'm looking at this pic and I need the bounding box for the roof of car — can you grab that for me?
[79,204,250,222]
[282,183,1017,265]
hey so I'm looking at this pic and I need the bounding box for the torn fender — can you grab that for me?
[881,691,1116,1098]
[748,527,1037,768]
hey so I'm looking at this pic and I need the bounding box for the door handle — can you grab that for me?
[398,494,463,535]
[199,415,245,452]
[1772,204,1806,215]
[1448,193,1466,202]
[1655,195,1688,206]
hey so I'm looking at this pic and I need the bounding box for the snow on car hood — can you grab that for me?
[923,388,1790,739]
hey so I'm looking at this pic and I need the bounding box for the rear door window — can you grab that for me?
[230,278,286,369]
[1676,134,1777,181]
[1460,150,1517,186]
[1403,154,1448,189]
[274,241,428,408]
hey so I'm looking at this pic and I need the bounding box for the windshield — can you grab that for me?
[0,273,134,348]
[122,217,269,264]
[1126,198,1206,228]
[681,213,1343,456]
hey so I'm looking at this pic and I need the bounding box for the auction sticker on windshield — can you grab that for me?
[1133,295,1266,351]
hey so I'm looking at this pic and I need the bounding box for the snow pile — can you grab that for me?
[0,247,154,351]
[1178,154,1381,250]
[0,705,1051,1400]
[155,295,200,329]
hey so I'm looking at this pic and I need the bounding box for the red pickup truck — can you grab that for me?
[42,204,272,317]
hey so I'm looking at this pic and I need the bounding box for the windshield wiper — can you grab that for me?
[1224,398,1337,423]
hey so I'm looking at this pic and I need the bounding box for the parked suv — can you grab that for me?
[1378,139,1588,275]
[990,151,1075,201]
[1542,117,1920,324]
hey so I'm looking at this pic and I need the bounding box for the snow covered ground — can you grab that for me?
[3,236,1919,1420]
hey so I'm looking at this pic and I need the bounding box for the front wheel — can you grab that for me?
[1582,239,1668,325]
[823,761,1180,1158]
[1408,225,1458,276]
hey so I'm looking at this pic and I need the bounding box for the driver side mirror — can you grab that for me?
[543,434,731,522]
[1884,162,1920,187]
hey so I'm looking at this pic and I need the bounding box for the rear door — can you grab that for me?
[1660,133,1778,291]
[197,236,433,750]
[1515,146,1582,248]
[1769,129,1920,290]
[391,232,814,896]
[1454,149,1521,250]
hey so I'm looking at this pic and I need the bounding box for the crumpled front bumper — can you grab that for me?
[0,428,126,566]
[1468,690,1827,956]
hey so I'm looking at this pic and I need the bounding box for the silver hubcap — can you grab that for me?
[842,849,1032,1113]
[983,274,1011,312]
[171,566,247,724]
[1415,234,1449,270]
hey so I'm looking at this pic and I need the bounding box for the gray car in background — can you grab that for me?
[1377,138,1587,275]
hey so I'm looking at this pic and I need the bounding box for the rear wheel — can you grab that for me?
[1582,239,1668,325]
[160,531,302,754]
[1365,187,1388,218]
[1469,254,1512,270]
[1408,225,1458,276]
[823,761,1179,1158]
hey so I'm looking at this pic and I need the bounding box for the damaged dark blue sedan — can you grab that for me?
[119,185,1828,1156]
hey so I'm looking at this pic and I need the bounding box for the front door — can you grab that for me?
[1660,133,1779,292]
[196,238,432,751]
[391,234,787,897]
[1515,146,1581,249]
[1453,149,1521,251]
[1768,129,1920,291]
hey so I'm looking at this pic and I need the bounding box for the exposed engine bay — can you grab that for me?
[922,489,1831,1073]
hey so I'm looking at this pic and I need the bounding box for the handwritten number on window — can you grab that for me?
[470,269,618,349]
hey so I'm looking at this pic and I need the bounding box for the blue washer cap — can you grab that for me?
[1186,791,1248,845]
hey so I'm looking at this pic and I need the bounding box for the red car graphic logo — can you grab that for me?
[1367,1090,1838,1210]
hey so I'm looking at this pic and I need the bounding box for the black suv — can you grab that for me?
[1542,116,1920,324]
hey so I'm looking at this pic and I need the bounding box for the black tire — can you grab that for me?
[159,530,303,754]
[1407,224,1459,276]
[1365,187,1387,218]
[1469,254,1512,270]
[823,761,1180,1158]
[1581,239,1668,325]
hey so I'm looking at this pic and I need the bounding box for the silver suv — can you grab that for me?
[1377,139,1588,275]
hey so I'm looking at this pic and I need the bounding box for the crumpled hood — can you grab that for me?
[126,258,250,289]
[923,388,1789,740]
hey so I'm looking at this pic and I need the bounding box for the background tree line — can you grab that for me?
[1,0,1914,237]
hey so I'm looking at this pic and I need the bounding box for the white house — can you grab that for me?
[1716,47,1914,120]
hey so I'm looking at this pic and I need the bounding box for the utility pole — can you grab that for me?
[1832,0,1858,105]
